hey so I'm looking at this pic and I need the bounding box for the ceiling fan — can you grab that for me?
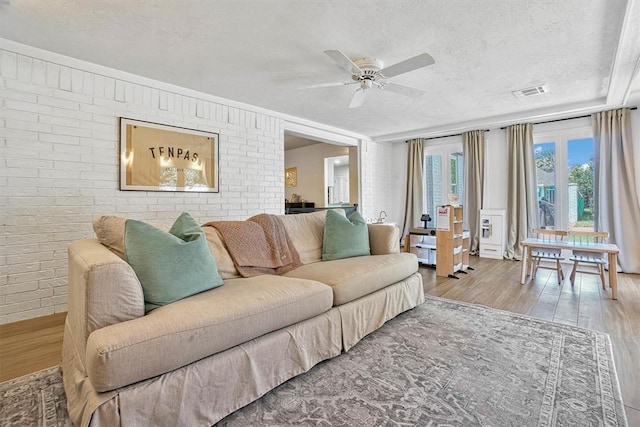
[303,50,435,108]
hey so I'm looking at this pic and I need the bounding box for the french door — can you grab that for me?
[423,145,464,227]
[533,126,595,232]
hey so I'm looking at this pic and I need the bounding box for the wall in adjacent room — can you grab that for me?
[0,47,286,323]
[284,142,350,206]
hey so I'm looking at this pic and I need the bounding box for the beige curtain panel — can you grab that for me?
[401,139,425,241]
[505,123,538,260]
[592,108,640,273]
[463,130,485,255]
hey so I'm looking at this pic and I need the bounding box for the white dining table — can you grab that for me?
[520,238,621,299]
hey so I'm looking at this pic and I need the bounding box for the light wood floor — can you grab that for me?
[0,257,638,423]
[0,311,66,383]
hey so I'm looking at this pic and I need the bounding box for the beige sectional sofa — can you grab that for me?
[62,210,424,426]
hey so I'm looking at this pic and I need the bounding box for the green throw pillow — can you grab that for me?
[124,212,223,313]
[322,209,371,261]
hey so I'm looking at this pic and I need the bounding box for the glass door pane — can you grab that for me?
[534,142,556,229]
[424,154,442,227]
[450,152,464,204]
[567,138,595,231]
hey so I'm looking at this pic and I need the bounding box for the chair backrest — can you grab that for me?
[568,230,609,245]
[568,231,609,259]
[530,228,568,256]
[531,228,568,242]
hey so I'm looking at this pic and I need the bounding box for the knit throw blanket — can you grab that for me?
[204,214,302,277]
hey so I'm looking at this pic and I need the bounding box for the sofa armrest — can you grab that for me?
[67,239,145,359]
[368,224,400,255]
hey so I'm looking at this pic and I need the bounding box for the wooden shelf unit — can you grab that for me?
[435,205,470,278]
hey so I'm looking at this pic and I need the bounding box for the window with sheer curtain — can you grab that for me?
[423,145,464,226]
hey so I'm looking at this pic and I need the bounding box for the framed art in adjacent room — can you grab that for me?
[285,167,297,187]
[119,118,219,192]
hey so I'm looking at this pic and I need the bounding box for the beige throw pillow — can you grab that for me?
[202,227,241,279]
[92,215,240,280]
[92,215,127,259]
[278,209,345,264]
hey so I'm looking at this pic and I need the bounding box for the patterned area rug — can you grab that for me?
[0,296,628,427]
[0,366,70,427]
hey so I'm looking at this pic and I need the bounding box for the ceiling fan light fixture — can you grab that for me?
[360,80,373,90]
[353,57,384,73]
[310,50,436,108]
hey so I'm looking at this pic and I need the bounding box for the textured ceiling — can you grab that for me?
[1,0,639,141]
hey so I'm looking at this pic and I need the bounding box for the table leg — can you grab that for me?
[520,245,529,284]
[608,253,618,300]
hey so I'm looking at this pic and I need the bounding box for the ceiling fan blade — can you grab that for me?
[381,82,426,98]
[380,53,435,78]
[349,88,367,108]
[324,50,363,75]
[299,81,354,89]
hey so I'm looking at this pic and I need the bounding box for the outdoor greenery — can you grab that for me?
[535,148,595,225]
[536,149,555,172]
[575,207,594,227]
[569,160,594,219]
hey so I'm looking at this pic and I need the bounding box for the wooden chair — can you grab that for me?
[568,231,609,289]
[529,228,568,284]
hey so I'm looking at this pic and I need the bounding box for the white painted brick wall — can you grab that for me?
[0,48,286,323]
[360,140,400,226]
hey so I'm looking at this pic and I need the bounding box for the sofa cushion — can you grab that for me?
[92,215,128,258]
[93,214,239,280]
[368,224,401,255]
[322,210,370,261]
[92,215,169,259]
[203,227,241,279]
[85,275,334,392]
[285,253,419,306]
[278,210,345,264]
[124,213,224,312]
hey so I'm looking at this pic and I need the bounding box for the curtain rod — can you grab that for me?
[425,133,462,141]
[405,106,638,142]
[499,106,638,130]
[405,130,490,142]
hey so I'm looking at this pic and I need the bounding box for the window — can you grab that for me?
[423,144,464,226]
[533,142,556,228]
[533,125,594,231]
[450,151,464,205]
[567,138,595,231]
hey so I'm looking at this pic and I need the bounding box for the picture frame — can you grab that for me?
[285,167,297,188]
[119,118,219,192]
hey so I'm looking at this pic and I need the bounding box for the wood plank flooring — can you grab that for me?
[0,312,66,383]
[0,257,638,423]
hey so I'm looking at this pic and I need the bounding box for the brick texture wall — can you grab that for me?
[0,48,285,323]
[360,140,400,225]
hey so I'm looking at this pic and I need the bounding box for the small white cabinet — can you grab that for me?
[405,228,437,265]
[479,209,506,259]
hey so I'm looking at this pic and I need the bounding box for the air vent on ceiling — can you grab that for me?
[512,85,548,98]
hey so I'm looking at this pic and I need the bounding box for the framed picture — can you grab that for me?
[119,118,219,192]
[285,167,297,187]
